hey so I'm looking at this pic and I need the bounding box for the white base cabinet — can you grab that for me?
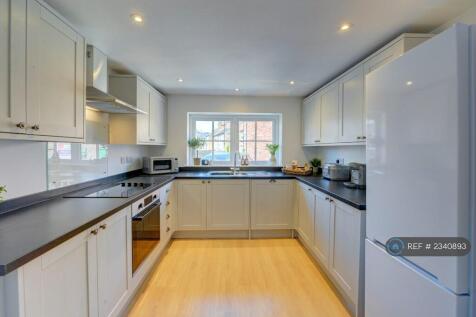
[297,183,365,317]
[313,191,332,267]
[176,180,207,230]
[250,179,294,229]
[22,228,90,317]
[88,208,130,317]
[176,179,250,231]
[207,180,250,230]
[160,181,176,244]
[297,182,316,245]
[18,206,131,317]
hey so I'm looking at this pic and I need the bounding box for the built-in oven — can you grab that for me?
[131,190,161,274]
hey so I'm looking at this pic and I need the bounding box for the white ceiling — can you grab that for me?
[47,0,475,96]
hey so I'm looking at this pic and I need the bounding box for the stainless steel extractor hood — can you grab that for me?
[86,45,145,114]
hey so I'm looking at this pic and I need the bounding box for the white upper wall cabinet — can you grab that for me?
[302,33,432,146]
[340,65,364,142]
[109,75,167,145]
[320,81,340,144]
[301,92,321,145]
[26,0,84,139]
[0,0,85,141]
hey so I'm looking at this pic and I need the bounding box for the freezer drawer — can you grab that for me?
[365,240,468,317]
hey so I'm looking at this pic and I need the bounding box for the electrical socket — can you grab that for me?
[336,158,344,165]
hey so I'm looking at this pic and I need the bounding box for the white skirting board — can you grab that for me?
[173,229,294,239]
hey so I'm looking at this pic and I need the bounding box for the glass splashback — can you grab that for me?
[47,143,108,189]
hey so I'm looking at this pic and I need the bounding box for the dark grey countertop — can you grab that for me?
[0,171,365,276]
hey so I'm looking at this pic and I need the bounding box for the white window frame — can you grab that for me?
[188,112,282,166]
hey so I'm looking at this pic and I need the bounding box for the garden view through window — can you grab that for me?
[189,113,281,165]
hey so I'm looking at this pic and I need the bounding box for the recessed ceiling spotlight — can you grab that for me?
[177,78,184,83]
[339,23,351,32]
[234,88,240,92]
[130,14,144,24]
[289,80,295,85]
[406,81,413,86]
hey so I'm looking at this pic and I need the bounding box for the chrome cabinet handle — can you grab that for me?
[357,136,362,140]
[166,227,170,232]
[314,140,320,143]
[166,214,170,219]
[150,138,156,141]
[16,122,25,129]
[31,124,40,131]
[166,189,170,193]
[90,229,98,235]
[362,136,367,140]
[99,224,107,230]
[166,201,170,206]
[307,188,312,191]
[325,197,329,201]
[269,179,276,183]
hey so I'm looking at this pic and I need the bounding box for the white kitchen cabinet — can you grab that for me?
[340,65,365,143]
[250,179,294,229]
[206,180,250,230]
[109,75,167,145]
[92,208,130,317]
[26,0,84,139]
[160,181,176,243]
[0,0,85,141]
[328,199,364,306]
[301,33,431,147]
[19,206,131,317]
[320,81,340,144]
[301,92,321,145]
[149,89,167,145]
[177,180,207,230]
[313,191,332,267]
[297,182,315,244]
[22,228,91,317]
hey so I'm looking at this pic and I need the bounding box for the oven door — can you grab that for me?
[132,202,161,274]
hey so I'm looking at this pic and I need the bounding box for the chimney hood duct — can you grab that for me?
[86,45,145,114]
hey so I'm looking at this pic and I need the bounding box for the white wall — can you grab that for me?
[157,95,306,166]
[0,140,47,200]
[303,145,365,165]
[0,140,151,200]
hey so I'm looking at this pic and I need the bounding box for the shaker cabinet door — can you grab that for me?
[340,65,364,142]
[26,0,84,138]
[320,82,340,143]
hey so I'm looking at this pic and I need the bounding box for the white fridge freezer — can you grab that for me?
[365,23,474,317]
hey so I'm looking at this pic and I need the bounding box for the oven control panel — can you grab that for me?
[131,188,161,217]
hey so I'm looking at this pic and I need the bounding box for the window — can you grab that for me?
[189,113,281,165]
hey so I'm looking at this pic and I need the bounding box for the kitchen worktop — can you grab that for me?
[0,170,365,276]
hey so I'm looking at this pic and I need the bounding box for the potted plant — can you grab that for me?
[0,185,6,201]
[310,158,321,176]
[188,137,205,166]
[266,144,279,166]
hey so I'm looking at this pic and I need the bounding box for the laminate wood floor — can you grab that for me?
[127,239,350,317]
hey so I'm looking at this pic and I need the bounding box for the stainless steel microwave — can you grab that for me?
[143,157,179,174]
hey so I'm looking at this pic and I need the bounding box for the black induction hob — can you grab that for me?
[65,179,152,198]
